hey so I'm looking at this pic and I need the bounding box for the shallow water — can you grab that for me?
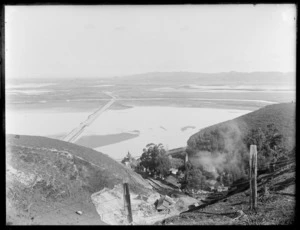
[6,109,90,137]
[85,106,251,159]
[6,106,251,160]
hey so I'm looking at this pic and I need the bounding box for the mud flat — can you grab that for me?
[75,132,139,149]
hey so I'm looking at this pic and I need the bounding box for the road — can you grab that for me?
[63,92,116,143]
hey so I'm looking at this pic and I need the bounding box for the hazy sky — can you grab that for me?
[5,4,296,78]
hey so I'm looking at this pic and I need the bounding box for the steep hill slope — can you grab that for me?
[157,159,296,225]
[6,134,153,225]
[187,102,295,154]
[184,103,295,183]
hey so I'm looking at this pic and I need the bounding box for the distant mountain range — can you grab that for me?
[114,71,295,85]
[7,71,296,88]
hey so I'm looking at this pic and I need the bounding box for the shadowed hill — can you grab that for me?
[184,103,295,183]
[6,134,153,225]
[187,102,295,154]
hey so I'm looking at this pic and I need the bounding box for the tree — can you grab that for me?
[170,157,185,169]
[264,124,287,159]
[185,162,204,190]
[139,143,171,177]
[244,123,287,170]
[155,154,172,177]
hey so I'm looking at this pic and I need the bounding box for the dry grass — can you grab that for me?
[6,134,154,225]
[157,165,295,225]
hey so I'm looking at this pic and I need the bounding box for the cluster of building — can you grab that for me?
[122,152,229,194]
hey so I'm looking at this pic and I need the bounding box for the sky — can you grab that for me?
[5,4,297,79]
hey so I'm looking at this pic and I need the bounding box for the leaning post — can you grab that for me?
[123,180,133,224]
[249,146,253,209]
[185,152,189,181]
[249,145,258,210]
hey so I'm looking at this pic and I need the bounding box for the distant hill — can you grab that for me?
[6,135,153,225]
[187,102,295,154]
[115,71,295,87]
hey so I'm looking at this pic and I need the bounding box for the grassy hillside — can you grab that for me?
[184,103,295,184]
[6,134,153,225]
[157,160,296,225]
[187,102,295,154]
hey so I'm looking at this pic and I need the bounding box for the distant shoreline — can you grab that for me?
[6,97,278,113]
[75,132,140,149]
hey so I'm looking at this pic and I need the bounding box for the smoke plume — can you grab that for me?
[190,121,248,180]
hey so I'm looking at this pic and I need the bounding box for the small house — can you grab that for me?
[169,168,178,175]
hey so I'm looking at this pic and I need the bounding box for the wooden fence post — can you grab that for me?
[249,145,257,210]
[123,182,133,224]
[253,145,257,209]
[185,152,189,182]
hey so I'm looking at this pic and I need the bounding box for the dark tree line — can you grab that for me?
[244,123,288,170]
